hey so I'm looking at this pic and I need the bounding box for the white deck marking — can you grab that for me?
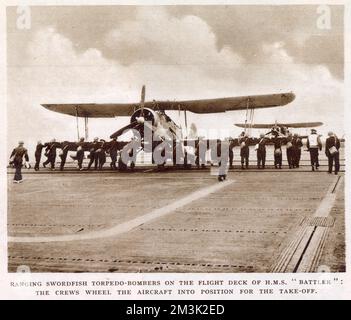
[313,176,341,218]
[18,189,54,196]
[9,180,234,243]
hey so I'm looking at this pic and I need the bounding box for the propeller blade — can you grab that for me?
[110,121,140,139]
[140,85,145,117]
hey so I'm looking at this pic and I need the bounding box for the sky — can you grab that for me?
[7,5,344,155]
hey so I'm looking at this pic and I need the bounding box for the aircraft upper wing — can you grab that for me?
[235,121,323,129]
[41,92,295,118]
[279,122,323,128]
[235,123,275,129]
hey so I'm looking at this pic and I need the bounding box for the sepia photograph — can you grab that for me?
[2,1,348,298]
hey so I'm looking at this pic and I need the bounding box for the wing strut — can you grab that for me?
[84,116,89,140]
[244,98,249,132]
[75,106,80,140]
[243,98,255,136]
[249,108,255,136]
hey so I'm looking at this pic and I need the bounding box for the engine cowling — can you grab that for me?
[130,108,159,127]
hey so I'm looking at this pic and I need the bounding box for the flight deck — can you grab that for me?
[7,147,345,273]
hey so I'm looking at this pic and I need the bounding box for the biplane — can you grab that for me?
[41,86,296,168]
[234,121,323,138]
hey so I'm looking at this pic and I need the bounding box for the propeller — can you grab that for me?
[140,85,145,118]
[110,121,141,139]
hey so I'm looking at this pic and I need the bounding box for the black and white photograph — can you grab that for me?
[1,1,350,300]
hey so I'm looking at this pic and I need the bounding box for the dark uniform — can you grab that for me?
[10,144,29,182]
[109,139,118,170]
[292,135,303,168]
[43,141,58,169]
[119,143,137,171]
[325,134,340,174]
[59,143,70,171]
[286,135,294,169]
[195,139,208,168]
[229,139,236,169]
[273,137,282,169]
[256,136,267,169]
[97,140,107,170]
[87,140,100,170]
[34,142,44,171]
[239,136,250,169]
[77,139,85,170]
[76,146,84,170]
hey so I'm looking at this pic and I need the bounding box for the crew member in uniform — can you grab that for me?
[286,133,294,169]
[9,141,29,183]
[228,138,236,169]
[325,131,340,175]
[43,138,58,170]
[239,134,250,169]
[59,142,70,171]
[72,137,85,170]
[87,137,99,170]
[195,137,208,169]
[307,129,322,171]
[76,146,85,170]
[97,139,107,170]
[273,133,282,169]
[256,133,267,169]
[292,133,303,168]
[34,140,44,171]
[109,138,118,170]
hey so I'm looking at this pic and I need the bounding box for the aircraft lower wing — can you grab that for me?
[235,121,323,129]
[41,92,295,118]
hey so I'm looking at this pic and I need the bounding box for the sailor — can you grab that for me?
[34,140,44,171]
[239,134,250,169]
[75,146,84,170]
[228,138,236,169]
[281,126,288,136]
[286,133,294,169]
[292,133,303,168]
[59,142,70,171]
[109,138,118,170]
[307,129,322,171]
[43,138,58,170]
[97,139,107,170]
[256,133,267,169]
[73,137,85,170]
[9,141,29,183]
[77,137,85,146]
[195,137,207,169]
[87,137,100,170]
[270,126,280,137]
[325,131,340,175]
[273,133,282,169]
